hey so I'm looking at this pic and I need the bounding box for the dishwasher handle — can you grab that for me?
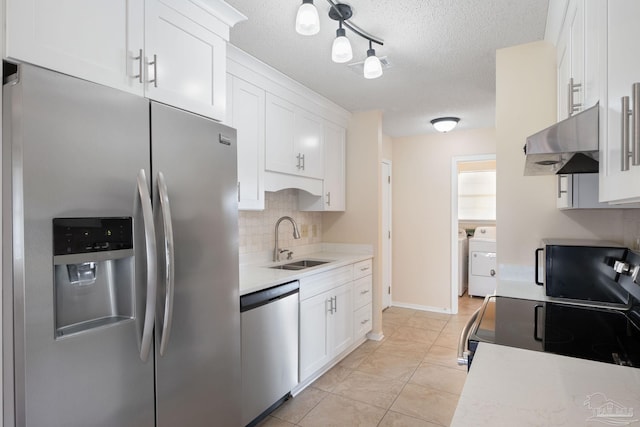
[240,280,300,312]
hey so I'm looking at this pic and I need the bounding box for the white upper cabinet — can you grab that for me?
[227,75,265,210]
[6,0,144,96]
[299,121,346,211]
[265,93,324,179]
[599,0,640,203]
[6,0,245,121]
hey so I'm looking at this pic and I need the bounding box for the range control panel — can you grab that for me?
[53,217,133,255]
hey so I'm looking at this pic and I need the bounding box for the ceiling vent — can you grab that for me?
[347,56,392,75]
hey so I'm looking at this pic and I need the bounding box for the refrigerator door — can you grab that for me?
[150,102,241,427]
[3,65,155,427]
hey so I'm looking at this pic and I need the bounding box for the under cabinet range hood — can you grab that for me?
[523,104,599,175]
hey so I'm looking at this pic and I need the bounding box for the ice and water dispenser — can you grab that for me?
[53,217,134,338]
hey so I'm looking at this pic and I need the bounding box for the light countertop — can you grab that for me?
[451,343,640,426]
[239,249,372,296]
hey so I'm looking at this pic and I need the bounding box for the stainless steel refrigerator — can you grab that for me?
[2,64,241,426]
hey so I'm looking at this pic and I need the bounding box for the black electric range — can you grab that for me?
[465,249,640,369]
[467,296,640,368]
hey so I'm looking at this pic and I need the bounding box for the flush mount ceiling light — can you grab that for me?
[431,117,460,133]
[295,1,385,79]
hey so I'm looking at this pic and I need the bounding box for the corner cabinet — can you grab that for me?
[265,94,324,179]
[599,0,640,203]
[227,75,266,210]
[299,122,346,211]
[6,0,245,121]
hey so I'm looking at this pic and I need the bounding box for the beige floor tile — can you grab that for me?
[389,326,440,345]
[409,362,467,395]
[271,387,327,424]
[378,411,442,427]
[409,310,452,321]
[332,371,405,409]
[255,416,296,427]
[358,338,385,351]
[298,394,386,427]
[384,306,416,316]
[338,345,375,370]
[312,365,352,392]
[356,351,421,382]
[390,383,459,426]
[441,321,465,336]
[383,311,413,325]
[376,337,431,359]
[423,345,467,371]
[405,316,448,332]
[433,331,459,350]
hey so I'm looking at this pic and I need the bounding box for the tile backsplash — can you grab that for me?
[238,189,323,254]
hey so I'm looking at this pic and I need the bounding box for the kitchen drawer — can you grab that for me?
[353,259,372,279]
[353,276,372,310]
[299,265,353,300]
[353,303,372,340]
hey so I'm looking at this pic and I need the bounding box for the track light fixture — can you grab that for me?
[431,117,460,133]
[295,1,385,79]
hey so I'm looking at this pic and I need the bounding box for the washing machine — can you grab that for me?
[457,229,468,296]
[468,226,497,297]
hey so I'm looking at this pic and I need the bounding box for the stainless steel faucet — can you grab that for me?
[274,216,301,262]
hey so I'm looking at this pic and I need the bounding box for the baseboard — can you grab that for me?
[366,331,384,341]
[391,301,452,314]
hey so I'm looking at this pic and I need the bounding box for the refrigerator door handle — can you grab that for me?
[136,169,158,362]
[157,172,175,356]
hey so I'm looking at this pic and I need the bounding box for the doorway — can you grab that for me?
[381,160,392,309]
[450,154,496,314]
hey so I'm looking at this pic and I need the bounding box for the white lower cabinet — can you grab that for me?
[299,283,353,382]
[299,258,373,384]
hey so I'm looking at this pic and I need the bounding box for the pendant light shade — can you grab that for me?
[363,48,383,79]
[431,117,460,133]
[295,0,320,36]
[331,27,353,63]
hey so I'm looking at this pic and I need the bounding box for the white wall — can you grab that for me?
[496,41,640,280]
[392,129,496,311]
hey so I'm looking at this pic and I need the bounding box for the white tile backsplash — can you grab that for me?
[238,189,323,254]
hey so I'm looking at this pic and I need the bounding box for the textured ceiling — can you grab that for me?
[225,0,549,137]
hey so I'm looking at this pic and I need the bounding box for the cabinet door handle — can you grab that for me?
[622,95,631,171]
[132,49,143,83]
[333,296,337,313]
[326,192,331,206]
[296,153,302,170]
[301,154,305,171]
[360,289,369,295]
[237,182,241,202]
[360,319,370,325]
[327,298,333,314]
[568,77,582,117]
[148,54,158,88]
[360,266,369,272]
[633,83,640,167]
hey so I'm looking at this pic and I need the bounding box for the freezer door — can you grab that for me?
[150,102,241,427]
[3,65,155,427]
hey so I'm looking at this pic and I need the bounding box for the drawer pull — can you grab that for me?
[360,267,369,271]
[360,290,369,295]
[360,319,370,325]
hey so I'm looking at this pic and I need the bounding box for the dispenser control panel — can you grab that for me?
[53,217,133,255]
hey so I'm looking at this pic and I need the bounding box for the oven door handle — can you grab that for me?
[534,248,544,286]
[457,306,481,366]
[533,304,544,342]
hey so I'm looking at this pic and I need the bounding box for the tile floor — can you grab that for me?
[257,295,484,427]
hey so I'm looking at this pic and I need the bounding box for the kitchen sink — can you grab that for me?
[269,259,330,271]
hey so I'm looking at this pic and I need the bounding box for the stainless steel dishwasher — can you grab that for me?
[240,280,299,427]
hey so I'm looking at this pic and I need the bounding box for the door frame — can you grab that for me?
[381,159,392,309]
[450,154,495,314]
